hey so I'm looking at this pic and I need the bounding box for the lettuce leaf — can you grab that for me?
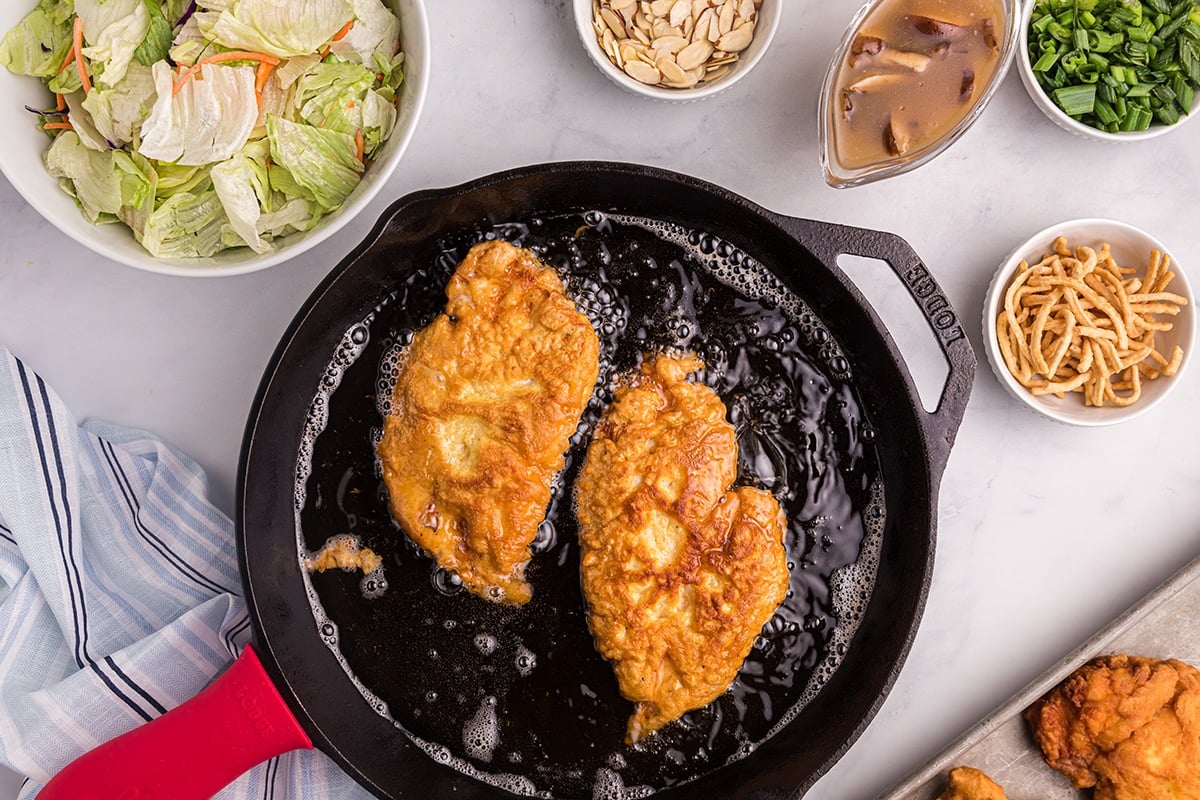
[76,0,151,88]
[266,113,360,210]
[295,61,374,135]
[329,0,399,66]
[195,0,352,59]
[141,189,228,257]
[80,60,155,146]
[45,131,120,221]
[133,0,173,66]
[0,0,75,78]
[139,60,259,166]
[44,130,152,225]
[211,149,270,253]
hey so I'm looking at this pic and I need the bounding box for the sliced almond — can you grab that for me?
[624,60,662,83]
[657,54,690,83]
[703,64,731,82]
[718,0,735,34]
[600,7,628,38]
[632,25,651,44]
[652,18,672,38]
[738,0,755,20]
[650,0,674,14]
[610,0,637,10]
[669,0,692,27]
[716,25,753,52]
[676,39,714,70]
[652,34,689,53]
[692,8,713,42]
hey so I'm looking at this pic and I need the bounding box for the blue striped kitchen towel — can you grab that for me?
[0,348,373,799]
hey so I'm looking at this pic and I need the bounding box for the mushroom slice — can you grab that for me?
[846,72,905,93]
[877,49,931,72]
[884,116,912,156]
[959,69,976,102]
[906,14,967,37]
[849,33,885,65]
[982,18,998,50]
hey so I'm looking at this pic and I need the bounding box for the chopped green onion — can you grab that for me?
[1054,83,1098,114]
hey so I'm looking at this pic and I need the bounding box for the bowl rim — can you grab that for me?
[1017,0,1200,142]
[0,0,431,278]
[981,217,1195,426]
[571,0,781,102]
[818,0,1022,188]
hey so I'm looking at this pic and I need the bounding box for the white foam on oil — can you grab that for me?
[462,695,500,763]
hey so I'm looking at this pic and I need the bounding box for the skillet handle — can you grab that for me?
[769,215,976,476]
[36,645,312,800]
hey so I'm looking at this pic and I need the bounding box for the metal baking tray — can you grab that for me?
[880,552,1200,799]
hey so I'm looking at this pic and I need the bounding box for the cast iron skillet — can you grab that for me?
[36,162,974,800]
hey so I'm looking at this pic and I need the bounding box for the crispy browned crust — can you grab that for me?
[937,767,1007,800]
[1025,654,1200,800]
[575,353,790,742]
[377,240,600,605]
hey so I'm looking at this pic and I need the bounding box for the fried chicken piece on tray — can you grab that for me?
[937,766,1007,800]
[575,353,790,743]
[1025,654,1200,800]
[377,240,600,605]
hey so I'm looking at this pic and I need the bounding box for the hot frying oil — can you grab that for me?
[296,212,885,798]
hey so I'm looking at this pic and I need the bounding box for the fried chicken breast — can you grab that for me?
[1025,654,1200,800]
[575,353,790,742]
[377,240,600,605]
[937,767,1007,800]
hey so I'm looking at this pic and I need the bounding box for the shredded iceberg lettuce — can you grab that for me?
[196,0,352,58]
[3,0,405,259]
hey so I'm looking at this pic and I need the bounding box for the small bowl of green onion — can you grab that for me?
[1019,0,1200,141]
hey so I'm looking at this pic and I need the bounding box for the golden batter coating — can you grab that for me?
[377,240,600,605]
[1025,654,1200,800]
[937,766,1007,800]
[575,353,790,743]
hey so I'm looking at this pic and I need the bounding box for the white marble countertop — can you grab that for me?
[2,1,1199,799]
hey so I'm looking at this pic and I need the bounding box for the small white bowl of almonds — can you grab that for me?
[983,219,1194,426]
[575,0,779,100]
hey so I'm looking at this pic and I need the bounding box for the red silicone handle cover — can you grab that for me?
[37,644,313,800]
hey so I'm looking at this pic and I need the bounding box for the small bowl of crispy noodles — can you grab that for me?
[983,219,1194,426]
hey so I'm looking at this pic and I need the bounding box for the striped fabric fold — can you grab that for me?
[0,349,372,799]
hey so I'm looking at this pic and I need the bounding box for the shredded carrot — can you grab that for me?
[43,121,74,131]
[55,93,66,111]
[375,72,383,82]
[173,50,281,95]
[320,21,355,59]
[254,60,276,109]
[354,129,364,163]
[72,17,91,94]
[57,46,76,75]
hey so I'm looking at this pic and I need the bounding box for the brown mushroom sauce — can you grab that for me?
[830,0,1004,171]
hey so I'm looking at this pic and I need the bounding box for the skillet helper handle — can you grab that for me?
[772,215,976,476]
[37,644,312,800]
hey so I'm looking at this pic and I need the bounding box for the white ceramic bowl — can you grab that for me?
[1017,1,1199,142]
[983,218,1195,426]
[573,0,781,101]
[0,0,429,277]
